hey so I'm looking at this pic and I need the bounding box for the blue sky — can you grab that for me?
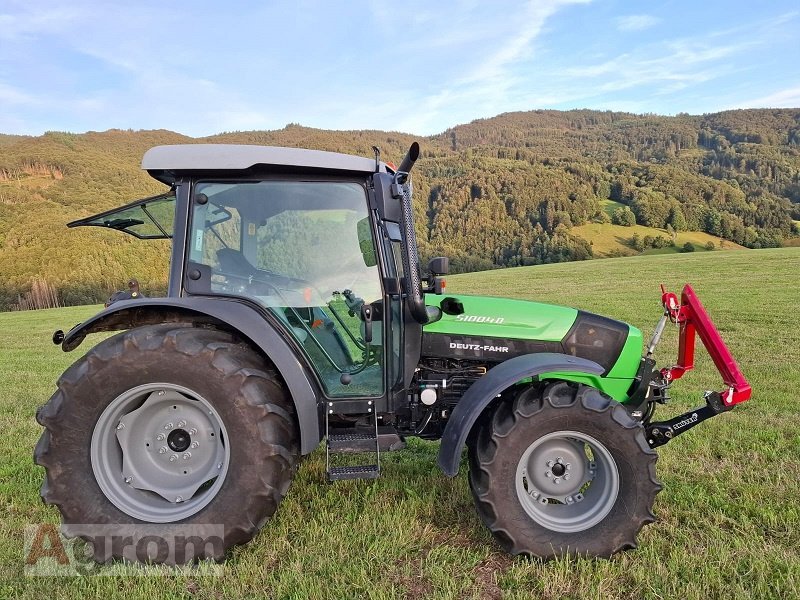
[1,0,798,137]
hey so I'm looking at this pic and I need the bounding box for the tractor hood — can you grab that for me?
[423,294,641,377]
[425,295,578,341]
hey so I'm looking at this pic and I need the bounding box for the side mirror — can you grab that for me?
[356,218,377,267]
[428,256,449,276]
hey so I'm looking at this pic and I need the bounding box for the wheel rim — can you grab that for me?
[515,430,619,533]
[90,383,230,522]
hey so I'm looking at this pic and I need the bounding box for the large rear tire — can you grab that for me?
[35,324,299,564]
[467,381,661,558]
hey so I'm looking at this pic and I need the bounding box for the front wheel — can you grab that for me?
[467,382,661,558]
[35,324,299,564]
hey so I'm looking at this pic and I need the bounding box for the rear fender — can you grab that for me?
[436,353,605,476]
[59,297,322,454]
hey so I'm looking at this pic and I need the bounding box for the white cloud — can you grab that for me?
[616,15,660,32]
[0,82,41,105]
[394,0,592,133]
[727,86,800,109]
[564,39,751,98]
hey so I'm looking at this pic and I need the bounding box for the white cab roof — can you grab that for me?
[141,144,386,183]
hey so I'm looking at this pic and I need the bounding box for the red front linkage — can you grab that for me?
[659,284,752,406]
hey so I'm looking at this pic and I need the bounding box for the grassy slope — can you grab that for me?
[574,222,745,256]
[3,249,799,599]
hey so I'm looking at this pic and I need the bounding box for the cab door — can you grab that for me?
[185,179,386,398]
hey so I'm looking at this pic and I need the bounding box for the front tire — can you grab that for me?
[467,381,661,558]
[35,324,299,564]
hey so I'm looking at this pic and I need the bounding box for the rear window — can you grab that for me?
[68,191,175,239]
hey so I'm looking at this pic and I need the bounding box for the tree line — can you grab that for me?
[0,108,798,310]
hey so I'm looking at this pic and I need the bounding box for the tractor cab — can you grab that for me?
[67,143,438,407]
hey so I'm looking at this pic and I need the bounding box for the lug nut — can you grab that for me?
[545,471,552,478]
[164,422,174,430]
[183,452,192,460]
[158,446,167,454]
[189,428,197,435]
[177,420,186,428]
[554,478,561,484]
[546,460,553,468]
[169,454,178,462]
[564,473,571,480]
[156,433,165,441]
[191,441,199,449]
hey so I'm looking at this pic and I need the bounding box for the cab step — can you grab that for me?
[325,399,383,482]
[328,465,380,481]
[328,427,406,452]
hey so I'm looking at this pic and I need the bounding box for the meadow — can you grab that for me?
[2,248,799,599]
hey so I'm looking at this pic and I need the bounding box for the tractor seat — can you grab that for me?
[216,248,254,275]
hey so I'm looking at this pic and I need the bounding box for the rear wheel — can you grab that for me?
[35,324,299,564]
[468,381,661,558]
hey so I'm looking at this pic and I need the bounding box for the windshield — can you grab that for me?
[68,191,175,239]
[188,180,383,396]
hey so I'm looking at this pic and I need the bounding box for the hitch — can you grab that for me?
[645,390,732,448]
[658,284,751,407]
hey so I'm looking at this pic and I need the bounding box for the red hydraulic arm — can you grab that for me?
[659,284,751,407]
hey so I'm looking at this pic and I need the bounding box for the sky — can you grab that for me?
[0,0,798,137]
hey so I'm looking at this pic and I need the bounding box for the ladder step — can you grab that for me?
[327,465,380,481]
[328,432,377,452]
[328,429,406,452]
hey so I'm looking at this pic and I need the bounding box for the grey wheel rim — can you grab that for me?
[90,383,230,522]
[515,430,619,533]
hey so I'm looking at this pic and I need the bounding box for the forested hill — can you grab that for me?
[1,108,798,309]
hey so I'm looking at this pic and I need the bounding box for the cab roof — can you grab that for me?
[142,144,387,184]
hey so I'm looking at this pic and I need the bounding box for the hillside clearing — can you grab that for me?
[2,248,798,599]
[574,222,746,256]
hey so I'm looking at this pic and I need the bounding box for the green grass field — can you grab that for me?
[3,248,799,599]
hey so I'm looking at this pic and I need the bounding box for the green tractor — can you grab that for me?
[37,142,750,563]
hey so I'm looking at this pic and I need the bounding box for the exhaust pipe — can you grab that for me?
[393,142,431,324]
[395,142,420,183]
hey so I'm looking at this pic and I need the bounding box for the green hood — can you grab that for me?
[424,294,578,341]
[423,294,644,402]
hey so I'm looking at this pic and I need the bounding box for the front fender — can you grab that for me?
[436,353,605,476]
[59,297,322,455]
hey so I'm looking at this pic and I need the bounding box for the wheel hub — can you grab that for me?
[524,437,587,498]
[167,428,191,452]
